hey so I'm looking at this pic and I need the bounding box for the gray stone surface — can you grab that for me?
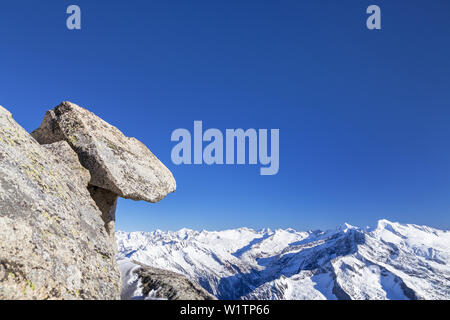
[42,141,91,187]
[0,105,121,299]
[31,101,176,203]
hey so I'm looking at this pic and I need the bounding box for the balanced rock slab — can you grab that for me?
[31,101,176,203]
[0,106,120,299]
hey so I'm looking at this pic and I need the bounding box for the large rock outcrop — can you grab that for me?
[0,101,176,300]
[31,102,176,242]
[0,106,121,299]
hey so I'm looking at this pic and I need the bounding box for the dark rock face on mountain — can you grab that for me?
[0,102,176,299]
[138,264,217,300]
[0,105,120,299]
[119,260,217,300]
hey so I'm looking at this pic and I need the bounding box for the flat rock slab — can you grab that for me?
[0,106,120,299]
[32,101,176,202]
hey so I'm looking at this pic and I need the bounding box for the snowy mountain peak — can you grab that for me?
[376,218,399,230]
[336,222,358,232]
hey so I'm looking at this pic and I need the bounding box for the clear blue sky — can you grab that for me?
[1,1,449,231]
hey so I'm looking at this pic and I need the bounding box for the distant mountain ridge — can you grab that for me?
[116,220,450,300]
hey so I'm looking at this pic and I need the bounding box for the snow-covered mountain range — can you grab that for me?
[116,220,450,300]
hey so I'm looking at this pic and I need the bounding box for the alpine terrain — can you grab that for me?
[116,220,450,300]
